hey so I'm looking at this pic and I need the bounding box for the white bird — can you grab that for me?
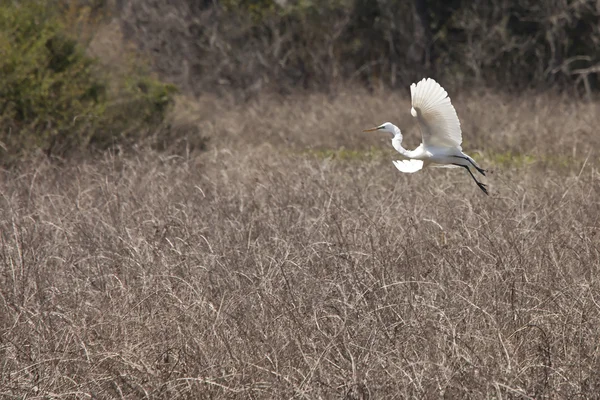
[364,78,488,195]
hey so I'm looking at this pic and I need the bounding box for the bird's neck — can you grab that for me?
[391,131,412,158]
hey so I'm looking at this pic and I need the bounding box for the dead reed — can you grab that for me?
[1,89,599,398]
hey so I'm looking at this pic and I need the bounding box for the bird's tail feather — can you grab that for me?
[431,164,460,169]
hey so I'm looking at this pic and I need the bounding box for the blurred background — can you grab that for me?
[115,0,600,96]
[1,0,599,162]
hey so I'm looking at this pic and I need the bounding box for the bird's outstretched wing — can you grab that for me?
[392,159,423,173]
[410,78,462,149]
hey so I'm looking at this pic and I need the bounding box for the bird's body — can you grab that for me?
[364,78,488,194]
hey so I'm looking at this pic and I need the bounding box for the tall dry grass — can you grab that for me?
[1,89,599,398]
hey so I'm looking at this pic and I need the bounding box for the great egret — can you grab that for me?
[364,78,488,195]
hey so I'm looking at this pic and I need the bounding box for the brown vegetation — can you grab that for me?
[1,89,599,398]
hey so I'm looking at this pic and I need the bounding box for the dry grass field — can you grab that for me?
[1,87,600,399]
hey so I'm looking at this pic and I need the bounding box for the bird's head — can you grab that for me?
[363,122,399,136]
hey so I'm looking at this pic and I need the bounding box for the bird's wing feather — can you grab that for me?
[410,78,462,149]
[392,159,423,173]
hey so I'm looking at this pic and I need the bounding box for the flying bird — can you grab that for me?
[364,78,488,195]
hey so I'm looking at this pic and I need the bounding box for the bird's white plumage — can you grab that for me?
[410,78,462,149]
[363,77,488,194]
[392,159,423,173]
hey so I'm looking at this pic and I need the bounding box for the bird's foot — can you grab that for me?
[476,167,487,176]
[477,181,489,195]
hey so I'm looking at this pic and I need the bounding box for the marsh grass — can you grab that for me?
[1,89,599,398]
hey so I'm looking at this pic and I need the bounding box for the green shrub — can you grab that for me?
[0,0,177,164]
[91,66,178,148]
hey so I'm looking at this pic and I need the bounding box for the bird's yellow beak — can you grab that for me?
[363,127,380,132]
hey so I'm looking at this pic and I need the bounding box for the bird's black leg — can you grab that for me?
[453,163,488,195]
[452,156,486,176]
[471,162,487,177]
[464,166,488,195]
